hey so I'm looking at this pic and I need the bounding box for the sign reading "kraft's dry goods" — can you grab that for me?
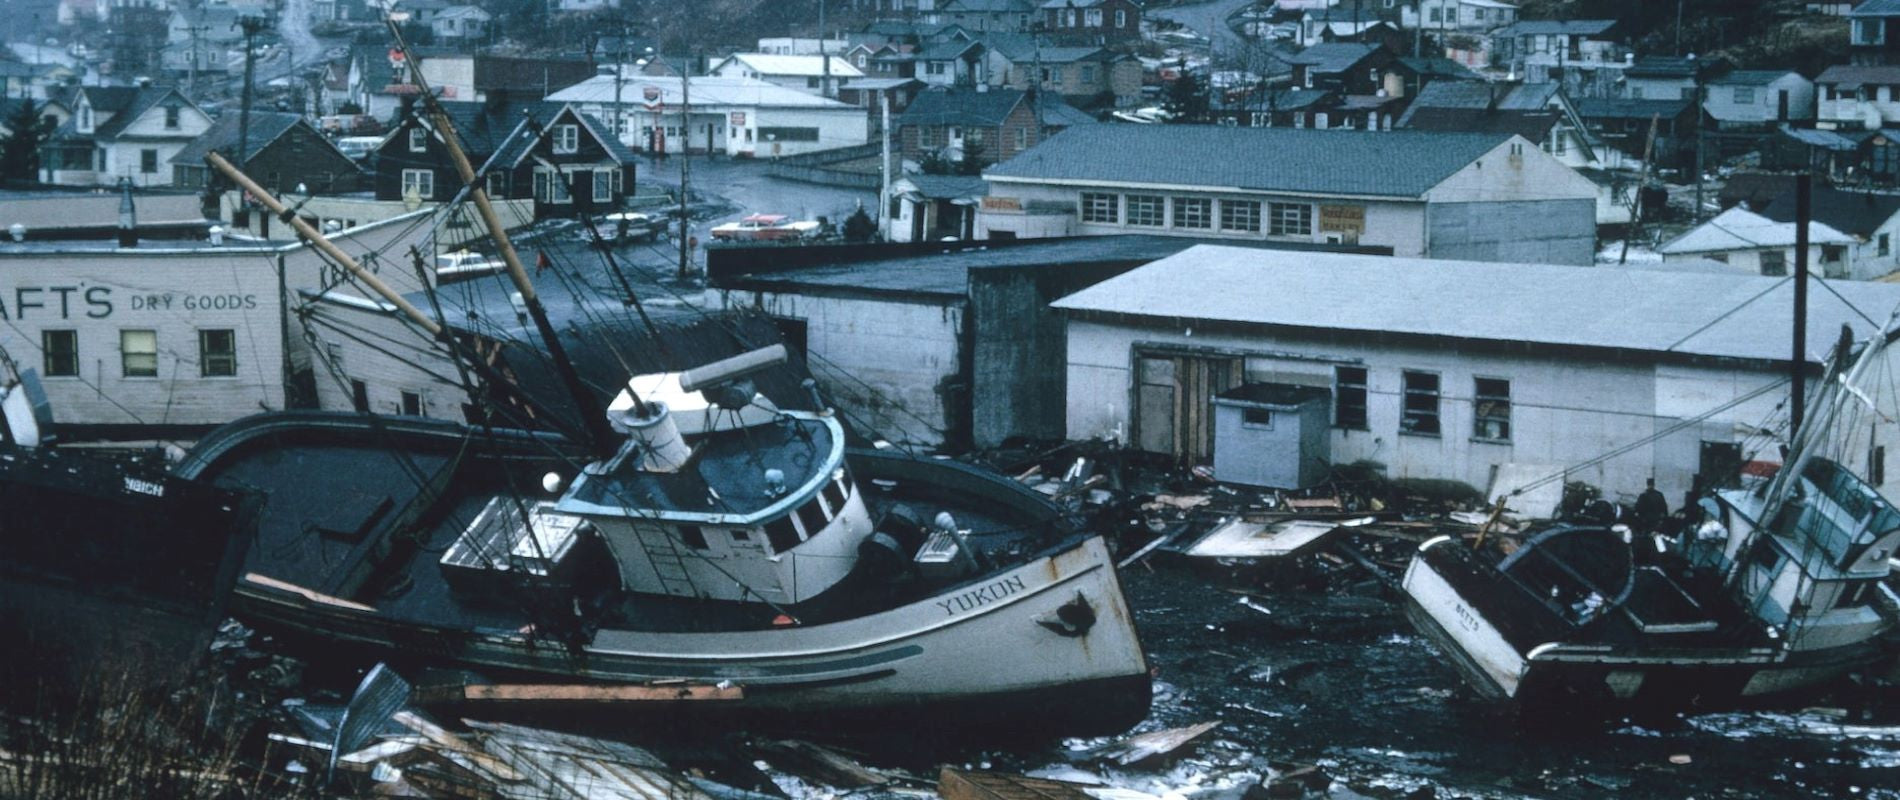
[0,285,260,320]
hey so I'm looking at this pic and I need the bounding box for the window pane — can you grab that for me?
[796,497,829,538]
[121,329,156,377]
[199,329,236,377]
[1221,199,1261,232]
[42,330,78,377]
[1126,194,1164,226]
[1474,377,1511,441]
[1268,202,1312,236]
[764,516,800,552]
[1335,366,1367,428]
[1080,191,1118,223]
[1402,370,1440,435]
[1172,197,1211,229]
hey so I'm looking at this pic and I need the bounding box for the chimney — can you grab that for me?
[116,177,138,249]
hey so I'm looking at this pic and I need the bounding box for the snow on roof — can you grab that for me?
[1659,207,1855,255]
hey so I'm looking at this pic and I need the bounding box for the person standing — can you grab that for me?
[1633,478,1669,535]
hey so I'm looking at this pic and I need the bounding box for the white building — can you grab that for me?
[549,74,869,158]
[43,84,213,188]
[1053,245,1900,504]
[1817,65,1900,130]
[709,53,865,97]
[1704,70,1815,129]
[756,37,852,56]
[1402,0,1519,33]
[978,125,1601,265]
[1658,207,1855,278]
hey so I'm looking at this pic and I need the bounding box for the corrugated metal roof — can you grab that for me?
[983,126,1510,199]
[1051,245,1900,365]
[1851,0,1900,16]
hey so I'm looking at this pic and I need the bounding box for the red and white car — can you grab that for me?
[708,213,823,242]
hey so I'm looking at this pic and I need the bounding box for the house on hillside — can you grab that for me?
[171,111,363,195]
[1209,88,1339,129]
[894,86,1092,167]
[432,5,492,42]
[937,0,1038,32]
[40,84,212,187]
[1038,0,1140,43]
[1575,96,1700,169]
[1817,65,1900,130]
[1288,43,1399,95]
[1757,186,1900,280]
[1401,0,1520,32]
[1704,70,1815,130]
[374,101,636,218]
[1761,126,1900,186]
[977,126,1600,264]
[1623,56,1701,100]
[988,43,1140,109]
[1493,20,1624,93]
[916,39,988,88]
[1851,0,1900,66]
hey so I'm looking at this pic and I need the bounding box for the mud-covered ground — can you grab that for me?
[1026,560,1900,800]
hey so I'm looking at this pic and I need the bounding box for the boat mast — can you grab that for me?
[1791,173,1810,438]
[387,20,618,457]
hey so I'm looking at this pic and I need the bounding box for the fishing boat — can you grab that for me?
[173,345,1151,734]
[0,360,258,703]
[1402,324,1900,708]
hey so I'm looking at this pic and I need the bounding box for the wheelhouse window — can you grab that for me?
[1221,199,1261,232]
[43,330,77,377]
[1335,366,1367,429]
[679,525,709,550]
[1268,202,1312,236]
[764,516,801,552]
[1401,370,1441,435]
[822,468,851,515]
[1125,194,1164,227]
[1473,377,1511,441]
[1172,197,1212,229]
[1080,191,1119,224]
[795,496,830,538]
[120,329,157,378]
[198,329,237,377]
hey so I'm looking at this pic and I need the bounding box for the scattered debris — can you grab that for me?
[939,767,1095,800]
[1076,722,1221,767]
[1185,519,1340,560]
[750,739,891,788]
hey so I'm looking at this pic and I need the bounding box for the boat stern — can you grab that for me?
[1401,536,1531,700]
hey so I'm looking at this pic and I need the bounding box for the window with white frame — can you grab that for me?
[1172,197,1211,229]
[1401,370,1441,435]
[534,167,573,203]
[553,124,579,154]
[1473,377,1510,441]
[1267,202,1311,236]
[401,168,434,199]
[409,126,428,152]
[1125,194,1164,226]
[1080,192,1118,223]
[1115,8,1126,26]
[1220,199,1261,232]
[593,168,613,202]
[199,329,237,377]
[121,329,157,378]
[1733,86,1755,104]
[1085,8,1102,26]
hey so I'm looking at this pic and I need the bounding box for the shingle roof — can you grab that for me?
[1287,42,1379,74]
[919,39,985,60]
[1575,97,1695,119]
[1499,20,1618,37]
[896,87,1028,127]
[168,110,311,166]
[1816,64,1900,89]
[1711,70,1798,87]
[1401,107,1559,141]
[91,87,192,140]
[1214,88,1335,113]
[1051,245,1900,366]
[1396,57,1480,81]
[984,126,1511,199]
[1759,186,1900,239]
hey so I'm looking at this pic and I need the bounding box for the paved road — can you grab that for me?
[1148,0,1256,60]
[635,153,878,266]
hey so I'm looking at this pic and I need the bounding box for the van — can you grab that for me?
[335,136,383,162]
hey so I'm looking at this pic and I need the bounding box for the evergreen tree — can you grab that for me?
[1163,73,1208,123]
[1,100,52,182]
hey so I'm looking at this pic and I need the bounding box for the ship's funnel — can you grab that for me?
[622,400,691,472]
[679,345,789,395]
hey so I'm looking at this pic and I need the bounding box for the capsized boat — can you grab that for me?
[175,346,1151,735]
[1402,325,1900,708]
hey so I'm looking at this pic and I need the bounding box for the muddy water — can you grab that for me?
[1018,563,1900,799]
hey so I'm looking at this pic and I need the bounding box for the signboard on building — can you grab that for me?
[980,196,1022,212]
[1319,204,1365,234]
[730,112,746,126]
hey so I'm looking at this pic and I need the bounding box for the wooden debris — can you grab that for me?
[1284,496,1344,513]
[1146,494,1211,511]
[1117,532,1175,568]
[1185,519,1340,559]
[394,712,524,783]
[751,739,890,788]
[1077,721,1221,767]
[938,767,1093,800]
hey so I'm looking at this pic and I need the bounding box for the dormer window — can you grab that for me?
[409,126,428,152]
[78,102,93,133]
[164,104,180,129]
[553,124,579,154]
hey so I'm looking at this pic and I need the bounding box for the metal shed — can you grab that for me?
[1212,383,1332,489]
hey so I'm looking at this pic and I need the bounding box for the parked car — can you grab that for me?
[583,211,666,247]
[435,250,503,282]
[708,213,822,242]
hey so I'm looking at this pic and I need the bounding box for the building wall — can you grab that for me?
[2,193,203,229]
[744,290,962,447]
[416,56,478,101]
[1706,74,1816,126]
[1427,199,1597,264]
[735,106,870,157]
[1818,83,1900,129]
[304,295,468,420]
[1058,316,1893,505]
[1625,76,1694,100]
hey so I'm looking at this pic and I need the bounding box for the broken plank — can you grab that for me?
[753,739,888,788]
[394,711,524,783]
[1079,721,1221,767]
[938,768,1093,800]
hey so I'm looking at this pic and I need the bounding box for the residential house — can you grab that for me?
[431,6,492,42]
[894,86,1090,167]
[549,75,870,157]
[885,173,987,242]
[0,97,70,141]
[40,84,212,187]
[413,52,599,103]
[1816,65,1900,130]
[1052,245,1900,499]
[1288,43,1400,95]
[1575,96,1700,169]
[916,39,988,88]
[1658,206,1857,277]
[835,77,928,123]
[1758,186,1900,280]
[756,37,853,56]
[1492,20,1624,93]
[1850,0,1900,65]
[170,110,363,195]
[989,44,1141,109]
[374,101,636,218]
[1622,56,1702,100]
[936,0,1038,32]
[847,42,914,77]
[1038,0,1141,44]
[1403,0,1519,33]
[1718,172,1799,211]
[1397,90,1631,225]
[1765,128,1900,190]
[0,61,74,101]
[709,53,867,97]
[346,44,408,124]
[978,126,1600,264]
[309,0,369,22]
[1703,70,1815,130]
[162,6,242,76]
[1296,7,1383,47]
[390,0,450,25]
[1209,88,1340,129]
[1390,56,1480,98]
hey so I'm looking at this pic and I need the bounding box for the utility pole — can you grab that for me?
[879,90,890,240]
[678,54,692,279]
[1792,172,1811,438]
[237,15,269,228]
[819,0,832,99]
[611,25,626,143]
[185,22,209,97]
[1693,62,1706,223]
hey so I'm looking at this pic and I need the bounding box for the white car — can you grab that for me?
[435,250,504,282]
[708,214,822,242]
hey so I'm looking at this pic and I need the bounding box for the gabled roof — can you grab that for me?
[717,53,866,79]
[1575,96,1696,119]
[1658,207,1854,254]
[1499,20,1618,37]
[1850,0,1900,17]
[1036,47,1119,64]
[1395,57,1480,81]
[421,100,564,159]
[1759,186,1900,239]
[941,0,1035,11]
[169,110,330,167]
[91,86,196,140]
[1287,43,1380,74]
[1214,88,1336,113]
[1711,69,1801,87]
[1401,107,1560,142]
[984,126,1513,199]
[1051,245,1900,366]
[897,87,1031,127]
[919,39,986,61]
[1816,64,1900,89]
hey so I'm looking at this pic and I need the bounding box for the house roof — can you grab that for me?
[1575,97,1696,119]
[1401,107,1560,141]
[1657,207,1854,254]
[942,0,1035,11]
[1215,88,1335,112]
[91,87,194,140]
[1779,125,1862,151]
[1051,245,1900,366]
[1711,69,1799,87]
[1034,46,1119,64]
[1038,0,1115,7]
[419,100,563,160]
[1816,64,1900,89]
[1498,20,1618,37]
[549,75,857,110]
[1624,56,1698,79]
[1759,186,1900,239]
[1850,0,1900,16]
[984,126,1512,199]
[718,53,865,79]
[1396,57,1480,81]
[436,5,491,20]
[1718,172,1799,211]
[169,110,318,167]
[899,173,989,199]
[918,39,986,61]
[1286,42,1379,74]
[1394,80,1562,127]
[1037,98,1098,127]
[897,87,1032,127]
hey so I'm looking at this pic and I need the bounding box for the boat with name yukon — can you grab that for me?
[173,344,1151,735]
[1402,323,1900,709]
